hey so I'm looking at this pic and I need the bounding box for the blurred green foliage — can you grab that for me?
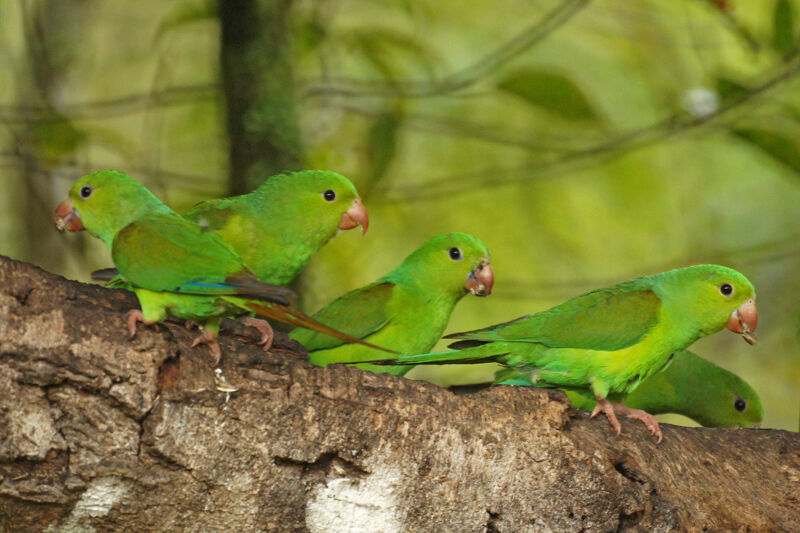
[1,0,799,429]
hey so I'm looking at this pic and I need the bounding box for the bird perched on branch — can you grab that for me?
[55,170,388,365]
[291,233,494,374]
[92,169,369,349]
[493,349,763,428]
[364,264,758,441]
[183,169,368,285]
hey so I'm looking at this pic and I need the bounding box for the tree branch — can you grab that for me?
[0,84,218,123]
[301,0,592,99]
[1,255,798,531]
[380,56,800,202]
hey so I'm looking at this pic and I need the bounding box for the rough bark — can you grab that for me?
[0,255,798,533]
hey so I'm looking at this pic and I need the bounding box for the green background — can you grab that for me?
[1,0,798,429]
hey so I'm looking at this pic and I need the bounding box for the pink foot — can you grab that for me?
[128,310,157,339]
[614,404,663,443]
[241,317,274,351]
[590,397,622,436]
[185,320,197,330]
[191,330,222,367]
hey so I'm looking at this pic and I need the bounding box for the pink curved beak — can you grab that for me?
[339,198,369,235]
[54,200,84,232]
[465,260,493,296]
[725,298,758,344]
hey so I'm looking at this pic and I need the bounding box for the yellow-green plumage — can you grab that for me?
[290,233,493,374]
[184,170,364,285]
[374,265,758,439]
[504,350,763,427]
[56,170,380,363]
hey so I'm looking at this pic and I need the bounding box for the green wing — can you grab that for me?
[291,282,395,351]
[448,284,662,352]
[111,213,292,303]
[184,197,246,232]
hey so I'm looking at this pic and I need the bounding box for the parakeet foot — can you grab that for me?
[128,310,157,339]
[590,397,622,436]
[241,316,274,351]
[613,404,662,443]
[191,331,222,366]
[185,320,197,330]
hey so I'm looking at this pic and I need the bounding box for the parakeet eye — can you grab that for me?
[323,190,336,202]
[734,397,746,412]
[448,247,462,261]
[718,283,734,297]
[79,185,93,199]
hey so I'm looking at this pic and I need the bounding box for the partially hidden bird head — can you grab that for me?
[658,264,758,344]
[391,232,494,299]
[55,170,166,246]
[656,350,764,427]
[713,375,764,427]
[264,170,368,236]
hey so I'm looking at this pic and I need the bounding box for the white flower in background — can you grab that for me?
[682,87,720,118]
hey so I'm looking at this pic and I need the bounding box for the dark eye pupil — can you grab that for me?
[323,190,336,201]
[720,283,733,296]
[80,186,92,199]
[448,247,462,260]
[734,398,746,412]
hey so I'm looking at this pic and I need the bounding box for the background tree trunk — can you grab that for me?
[0,255,799,532]
[218,0,303,195]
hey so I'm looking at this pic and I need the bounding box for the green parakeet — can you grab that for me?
[92,170,368,346]
[54,170,385,364]
[290,233,494,374]
[366,265,758,441]
[501,349,763,427]
[183,170,368,284]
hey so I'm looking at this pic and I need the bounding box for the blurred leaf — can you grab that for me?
[702,0,760,53]
[343,28,435,81]
[365,109,402,187]
[715,77,747,103]
[732,127,800,174]
[31,114,87,161]
[294,19,327,55]
[497,68,601,123]
[154,0,217,43]
[772,0,796,56]
[80,125,138,162]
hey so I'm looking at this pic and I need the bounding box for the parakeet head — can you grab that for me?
[389,232,493,299]
[657,265,757,344]
[704,370,764,427]
[649,350,764,427]
[261,170,368,235]
[55,170,166,246]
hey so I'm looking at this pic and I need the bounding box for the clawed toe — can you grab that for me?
[241,317,274,351]
[591,397,622,436]
[127,309,156,339]
[613,404,663,443]
[191,331,222,366]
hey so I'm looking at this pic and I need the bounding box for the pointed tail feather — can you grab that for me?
[177,276,295,306]
[243,301,398,354]
[91,267,120,282]
[90,268,129,289]
[358,349,508,367]
[224,273,298,306]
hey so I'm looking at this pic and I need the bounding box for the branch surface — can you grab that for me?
[0,255,798,532]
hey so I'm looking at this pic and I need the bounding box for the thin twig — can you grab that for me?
[320,101,591,154]
[0,84,218,123]
[379,56,800,203]
[301,0,592,99]
[494,230,800,299]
